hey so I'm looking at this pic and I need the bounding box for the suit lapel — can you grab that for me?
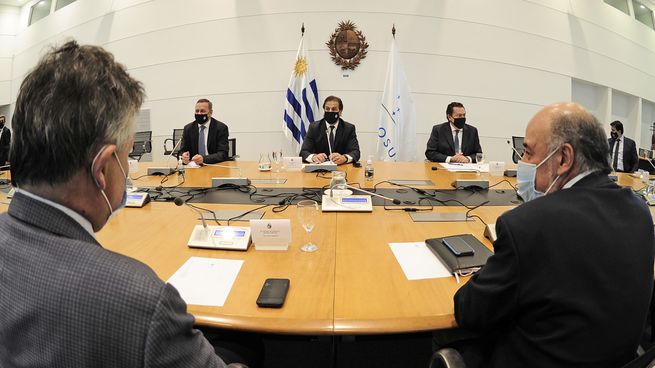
[334,121,346,151]
[442,124,455,152]
[189,123,199,154]
[206,119,217,153]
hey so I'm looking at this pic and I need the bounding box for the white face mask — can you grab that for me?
[91,147,128,221]
[516,146,561,202]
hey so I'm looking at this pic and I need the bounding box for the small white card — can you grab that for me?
[283,156,303,171]
[250,219,292,250]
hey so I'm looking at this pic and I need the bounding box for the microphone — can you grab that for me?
[329,183,401,204]
[147,138,184,176]
[506,140,523,160]
[174,197,208,229]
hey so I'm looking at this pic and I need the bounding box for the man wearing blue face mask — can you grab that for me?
[180,98,230,166]
[425,102,482,163]
[300,95,360,165]
[0,41,249,367]
[448,103,654,368]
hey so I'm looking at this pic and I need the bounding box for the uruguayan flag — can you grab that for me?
[377,37,417,161]
[283,36,320,156]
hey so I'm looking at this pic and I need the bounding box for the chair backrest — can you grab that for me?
[172,128,184,155]
[130,131,152,160]
[227,137,237,160]
[511,136,524,164]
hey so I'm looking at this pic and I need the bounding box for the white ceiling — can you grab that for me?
[0,0,29,7]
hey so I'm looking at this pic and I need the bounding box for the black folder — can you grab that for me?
[425,234,494,275]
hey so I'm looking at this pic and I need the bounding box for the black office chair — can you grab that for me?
[429,348,466,368]
[511,136,524,164]
[129,131,152,161]
[227,137,238,161]
[163,128,184,157]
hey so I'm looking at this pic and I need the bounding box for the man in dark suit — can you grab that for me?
[1,41,243,367]
[181,98,230,165]
[300,95,360,164]
[0,114,10,165]
[425,102,482,163]
[450,103,654,368]
[609,120,639,173]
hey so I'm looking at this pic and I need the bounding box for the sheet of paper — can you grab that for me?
[185,161,200,168]
[167,257,243,306]
[439,163,488,172]
[389,242,452,280]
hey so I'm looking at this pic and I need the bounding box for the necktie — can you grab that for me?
[329,125,335,152]
[198,125,207,156]
[454,130,461,154]
[612,139,620,171]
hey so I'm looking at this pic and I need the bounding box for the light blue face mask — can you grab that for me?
[516,146,561,202]
[91,148,128,221]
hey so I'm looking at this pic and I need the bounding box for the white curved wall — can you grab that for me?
[5,0,655,161]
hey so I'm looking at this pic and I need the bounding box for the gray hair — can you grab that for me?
[548,108,611,174]
[11,40,145,187]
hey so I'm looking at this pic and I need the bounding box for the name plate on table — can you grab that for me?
[250,219,291,251]
[283,156,303,171]
[303,162,337,172]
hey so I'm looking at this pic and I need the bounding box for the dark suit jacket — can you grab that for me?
[454,172,654,368]
[0,126,10,164]
[300,119,360,162]
[608,136,639,173]
[0,191,226,367]
[425,122,482,162]
[181,117,229,164]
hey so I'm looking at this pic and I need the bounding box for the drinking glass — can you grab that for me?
[272,150,283,183]
[297,200,319,252]
[475,152,485,175]
[330,171,347,191]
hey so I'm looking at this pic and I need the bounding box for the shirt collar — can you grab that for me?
[562,170,595,189]
[15,188,96,238]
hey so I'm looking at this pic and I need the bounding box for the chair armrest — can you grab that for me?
[429,348,467,368]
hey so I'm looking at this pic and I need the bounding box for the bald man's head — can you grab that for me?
[525,102,610,175]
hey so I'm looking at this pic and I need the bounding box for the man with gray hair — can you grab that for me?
[0,41,240,367]
[450,103,654,367]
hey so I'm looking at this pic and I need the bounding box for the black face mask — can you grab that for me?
[195,114,208,124]
[453,117,466,129]
[324,111,339,125]
[610,132,619,140]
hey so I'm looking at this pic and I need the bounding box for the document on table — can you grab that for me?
[439,163,488,172]
[167,257,244,306]
[389,242,452,280]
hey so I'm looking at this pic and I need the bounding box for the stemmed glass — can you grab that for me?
[475,152,485,175]
[272,150,283,183]
[297,200,319,252]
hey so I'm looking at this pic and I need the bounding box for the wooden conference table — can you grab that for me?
[94,161,646,335]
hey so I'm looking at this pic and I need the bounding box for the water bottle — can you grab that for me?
[365,155,374,181]
[177,158,184,175]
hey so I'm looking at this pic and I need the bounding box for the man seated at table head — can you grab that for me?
[608,120,639,173]
[1,40,236,367]
[425,102,482,163]
[180,98,230,166]
[452,102,654,367]
[300,95,360,165]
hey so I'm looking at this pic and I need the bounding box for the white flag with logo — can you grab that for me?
[283,36,320,156]
[376,37,417,161]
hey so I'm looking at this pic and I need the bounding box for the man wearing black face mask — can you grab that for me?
[299,95,360,164]
[180,98,230,165]
[425,102,482,163]
[0,115,10,166]
[608,120,638,173]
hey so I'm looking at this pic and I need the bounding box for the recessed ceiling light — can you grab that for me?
[640,4,646,8]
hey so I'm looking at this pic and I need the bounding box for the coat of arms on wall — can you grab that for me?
[326,20,369,71]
